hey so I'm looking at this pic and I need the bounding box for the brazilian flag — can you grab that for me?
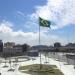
[39,17,51,28]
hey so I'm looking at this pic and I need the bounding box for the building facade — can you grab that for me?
[0,40,3,52]
[3,42,22,56]
[4,42,15,48]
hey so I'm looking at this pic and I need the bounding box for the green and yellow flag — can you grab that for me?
[39,17,51,28]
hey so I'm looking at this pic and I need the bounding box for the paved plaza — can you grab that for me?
[0,53,75,75]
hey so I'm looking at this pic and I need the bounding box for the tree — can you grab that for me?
[22,44,30,52]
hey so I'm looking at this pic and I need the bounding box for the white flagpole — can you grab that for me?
[38,17,50,70]
[39,18,42,70]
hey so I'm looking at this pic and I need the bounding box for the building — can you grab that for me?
[3,42,23,56]
[4,42,15,48]
[13,45,22,54]
[27,50,39,57]
[54,42,61,48]
[0,40,3,52]
[31,45,49,51]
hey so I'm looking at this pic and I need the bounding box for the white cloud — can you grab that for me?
[0,20,13,33]
[0,21,67,45]
[31,0,75,29]
[17,11,26,18]
[20,0,75,45]
[1,0,75,45]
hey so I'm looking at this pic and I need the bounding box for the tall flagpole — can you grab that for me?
[39,19,42,70]
[38,17,50,70]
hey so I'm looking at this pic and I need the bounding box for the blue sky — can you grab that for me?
[0,0,46,31]
[0,0,75,46]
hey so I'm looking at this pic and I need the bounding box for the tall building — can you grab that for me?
[54,42,61,48]
[0,40,3,52]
